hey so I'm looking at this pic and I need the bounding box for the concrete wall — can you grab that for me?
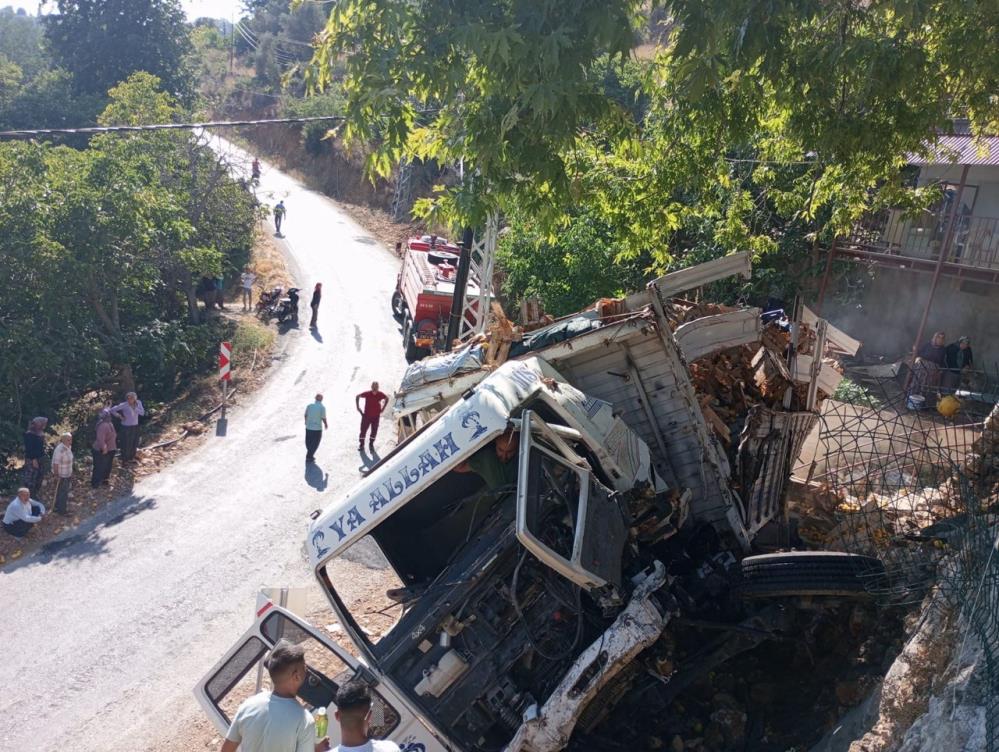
[820,266,999,362]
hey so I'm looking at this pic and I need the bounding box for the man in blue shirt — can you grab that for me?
[304,394,328,463]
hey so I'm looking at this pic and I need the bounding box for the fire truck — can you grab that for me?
[390,235,486,362]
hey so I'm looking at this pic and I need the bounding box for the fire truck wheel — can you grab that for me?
[737,551,886,599]
[401,316,413,349]
[391,290,406,321]
[405,337,421,362]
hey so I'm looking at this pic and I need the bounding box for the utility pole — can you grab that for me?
[445,226,475,350]
[229,16,235,77]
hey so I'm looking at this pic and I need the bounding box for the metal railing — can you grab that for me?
[848,210,999,270]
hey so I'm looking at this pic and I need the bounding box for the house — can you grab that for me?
[818,123,999,360]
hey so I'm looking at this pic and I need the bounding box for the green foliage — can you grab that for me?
[45,0,194,102]
[305,0,643,226]
[497,209,651,317]
[832,378,880,409]
[282,89,346,155]
[305,0,998,303]
[0,7,47,78]
[0,73,256,462]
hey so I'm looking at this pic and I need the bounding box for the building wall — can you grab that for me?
[918,164,999,219]
[820,266,999,362]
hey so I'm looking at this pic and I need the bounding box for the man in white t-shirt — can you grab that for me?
[331,680,400,752]
[221,640,330,752]
[240,268,257,312]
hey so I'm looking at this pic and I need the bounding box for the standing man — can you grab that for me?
[310,283,322,329]
[355,382,389,451]
[51,432,74,515]
[91,408,117,487]
[22,416,48,498]
[329,680,400,752]
[111,391,145,463]
[3,488,45,538]
[220,640,330,752]
[240,267,257,312]
[304,393,328,463]
[274,200,287,235]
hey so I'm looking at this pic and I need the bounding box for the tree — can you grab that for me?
[305,0,644,226]
[0,7,47,79]
[45,0,194,101]
[306,0,998,274]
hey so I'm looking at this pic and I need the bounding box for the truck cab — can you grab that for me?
[198,357,689,752]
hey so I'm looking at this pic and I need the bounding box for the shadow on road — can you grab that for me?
[2,494,158,573]
[358,447,381,475]
[310,327,323,343]
[305,463,328,491]
[215,417,228,437]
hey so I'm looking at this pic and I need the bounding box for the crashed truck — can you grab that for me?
[196,252,878,752]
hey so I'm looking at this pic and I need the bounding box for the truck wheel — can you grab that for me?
[401,316,413,350]
[391,290,406,321]
[737,551,886,599]
[404,335,421,363]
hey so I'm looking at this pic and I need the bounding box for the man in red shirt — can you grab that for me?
[355,381,389,451]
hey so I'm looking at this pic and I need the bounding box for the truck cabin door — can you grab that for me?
[194,604,437,752]
[515,410,628,594]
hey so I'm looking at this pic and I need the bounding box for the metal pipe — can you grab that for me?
[445,226,474,351]
[815,237,838,314]
[910,164,970,360]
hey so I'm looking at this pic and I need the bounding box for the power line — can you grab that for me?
[0,115,345,140]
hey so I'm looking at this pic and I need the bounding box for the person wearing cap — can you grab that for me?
[220,639,330,752]
[3,488,45,538]
[944,336,974,391]
[51,433,75,515]
[91,408,117,487]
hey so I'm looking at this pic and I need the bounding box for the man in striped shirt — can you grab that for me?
[51,432,74,515]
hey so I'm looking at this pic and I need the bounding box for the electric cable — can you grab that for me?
[0,115,345,139]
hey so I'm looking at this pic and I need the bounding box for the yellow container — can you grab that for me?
[937,394,961,417]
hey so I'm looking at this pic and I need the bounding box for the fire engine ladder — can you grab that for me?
[391,159,413,221]
[456,212,499,342]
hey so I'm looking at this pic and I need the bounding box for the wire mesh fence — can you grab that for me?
[802,368,999,748]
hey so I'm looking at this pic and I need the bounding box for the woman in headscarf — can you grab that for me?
[309,282,322,329]
[91,408,117,488]
[22,417,48,497]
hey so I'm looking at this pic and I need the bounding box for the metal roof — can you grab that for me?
[910,135,999,167]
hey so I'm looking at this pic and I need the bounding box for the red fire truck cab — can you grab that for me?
[390,236,484,362]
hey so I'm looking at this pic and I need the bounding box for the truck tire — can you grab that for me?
[391,290,406,321]
[401,316,413,350]
[404,335,421,363]
[737,551,886,599]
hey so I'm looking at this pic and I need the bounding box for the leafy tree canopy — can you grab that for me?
[306,0,999,269]
[45,0,194,101]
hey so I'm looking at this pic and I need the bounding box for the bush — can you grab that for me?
[129,318,234,396]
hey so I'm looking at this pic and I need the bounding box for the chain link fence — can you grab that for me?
[797,370,999,749]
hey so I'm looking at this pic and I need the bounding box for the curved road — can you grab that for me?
[0,137,408,752]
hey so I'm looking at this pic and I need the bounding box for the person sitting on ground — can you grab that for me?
[330,680,400,752]
[221,639,330,752]
[943,336,974,391]
[3,487,46,538]
[454,428,520,491]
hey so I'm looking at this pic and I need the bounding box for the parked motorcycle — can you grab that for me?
[256,286,283,319]
[274,288,300,324]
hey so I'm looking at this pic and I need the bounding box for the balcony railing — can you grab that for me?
[847,209,999,270]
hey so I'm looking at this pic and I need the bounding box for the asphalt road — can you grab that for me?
[0,136,408,752]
